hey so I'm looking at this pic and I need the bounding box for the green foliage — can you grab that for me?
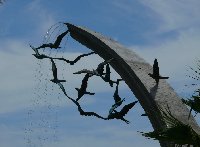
[182,95,200,115]
[140,105,200,146]
[182,59,200,118]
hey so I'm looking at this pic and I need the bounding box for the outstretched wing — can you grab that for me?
[80,73,90,90]
[54,30,69,47]
[73,69,94,75]
[69,96,107,120]
[83,111,107,120]
[71,52,96,65]
[53,57,71,63]
[159,76,169,79]
[35,43,53,50]
[50,59,57,79]
[120,101,138,116]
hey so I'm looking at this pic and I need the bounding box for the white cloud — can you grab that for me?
[0,37,126,114]
[26,0,57,38]
[131,29,200,82]
[140,0,200,32]
[127,0,200,96]
[0,121,159,147]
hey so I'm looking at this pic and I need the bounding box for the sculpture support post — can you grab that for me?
[65,23,200,147]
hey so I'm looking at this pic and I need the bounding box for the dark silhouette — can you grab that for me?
[182,96,200,119]
[57,82,68,96]
[35,30,69,49]
[73,58,114,76]
[73,69,97,75]
[107,101,138,124]
[96,58,113,76]
[50,58,66,83]
[31,44,94,64]
[148,58,169,84]
[53,52,95,65]
[141,113,147,116]
[109,79,124,114]
[101,64,116,87]
[75,73,95,101]
[30,45,50,59]
[68,96,107,120]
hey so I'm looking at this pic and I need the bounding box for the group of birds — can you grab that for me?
[31,29,138,124]
[72,59,138,124]
[50,57,138,124]
[31,28,172,124]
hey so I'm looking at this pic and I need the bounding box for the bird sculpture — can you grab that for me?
[148,58,169,84]
[96,58,113,76]
[30,45,50,59]
[35,30,69,49]
[73,58,114,77]
[53,51,95,65]
[101,63,116,87]
[68,96,107,120]
[75,73,95,101]
[50,58,66,83]
[107,101,138,124]
[73,69,96,75]
[109,79,124,114]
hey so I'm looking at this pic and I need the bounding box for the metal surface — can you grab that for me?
[65,23,200,147]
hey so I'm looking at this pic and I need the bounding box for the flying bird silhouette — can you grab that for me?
[50,58,66,83]
[53,51,95,65]
[75,73,95,101]
[148,59,169,84]
[101,64,116,87]
[107,101,138,124]
[30,45,50,59]
[68,96,107,120]
[35,30,69,49]
[73,58,114,77]
[109,79,125,114]
[73,69,96,75]
[96,58,114,76]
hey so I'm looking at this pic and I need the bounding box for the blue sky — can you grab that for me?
[0,0,200,147]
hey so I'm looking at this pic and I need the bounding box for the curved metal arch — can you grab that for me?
[65,23,200,147]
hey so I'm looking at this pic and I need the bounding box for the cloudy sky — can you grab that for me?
[0,0,200,147]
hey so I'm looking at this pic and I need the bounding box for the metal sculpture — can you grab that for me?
[32,22,200,146]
